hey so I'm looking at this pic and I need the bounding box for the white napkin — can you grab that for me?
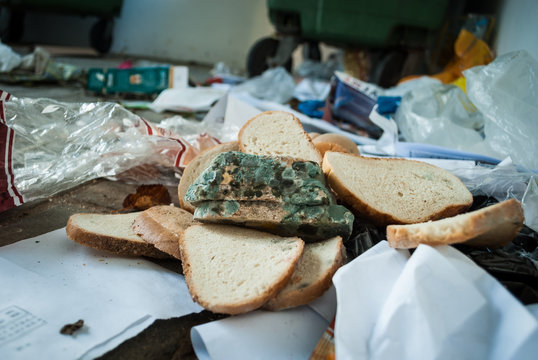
[0,229,203,359]
[191,286,337,360]
[333,241,538,360]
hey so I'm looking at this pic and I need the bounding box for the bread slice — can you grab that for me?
[322,152,473,226]
[238,111,322,163]
[66,212,169,258]
[312,133,359,155]
[179,224,304,315]
[313,142,350,157]
[264,236,345,311]
[193,200,354,242]
[184,151,333,206]
[178,141,239,213]
[132,205,198,259]
[386,199,524,249]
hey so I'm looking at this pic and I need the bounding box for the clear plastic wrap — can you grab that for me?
[393,82,500,158]
[464,50,538,171]
[451,159,538,232]
[395,50,538,171]
[0,92,220,211]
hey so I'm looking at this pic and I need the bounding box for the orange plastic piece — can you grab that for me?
[400,29,494,85]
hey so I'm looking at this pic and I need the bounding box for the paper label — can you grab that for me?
[0,306,46,347]
[171,66,189,89]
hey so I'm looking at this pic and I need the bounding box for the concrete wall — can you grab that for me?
[495,0,538,59]
[111,0,274,71]
[17,0,274,72]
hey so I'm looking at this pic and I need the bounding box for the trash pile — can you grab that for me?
[1,17,538,359]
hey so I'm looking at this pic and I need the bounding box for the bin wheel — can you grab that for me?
[303,41,321,61]
[371,50,407,88]
[90,17,113,54]
[246,37,292,77]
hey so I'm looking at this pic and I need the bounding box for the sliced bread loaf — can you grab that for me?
[313,142,350,157]
[66,212,169,258]
[179,224,304,315]
[386,199,524,249]
[238,111,322,163]
[312,133,360,156]
[322,152,473,226]
[179,141,239,213]
[265,236,345,311]
[193,200,354,242]
[133,205,198,259]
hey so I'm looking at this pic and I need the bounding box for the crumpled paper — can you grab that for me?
[333,241,538,360]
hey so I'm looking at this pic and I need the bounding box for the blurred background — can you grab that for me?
[0,0,536,81]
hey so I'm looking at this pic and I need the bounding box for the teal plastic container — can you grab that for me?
[87,67,171,95]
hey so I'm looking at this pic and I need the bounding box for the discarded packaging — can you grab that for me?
[329,71,383,137]
[394,50,538,171]
[0,44,82,83]
[87,66,189,95]
[465,50,538,171]
[0,91,220,212]
[231,67,295,104]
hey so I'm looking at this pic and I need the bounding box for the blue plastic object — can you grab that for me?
[377,96,401,114]
[298,100,325,118]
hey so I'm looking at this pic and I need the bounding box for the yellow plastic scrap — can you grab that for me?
[451,76,467,93]
[400,29,494,85]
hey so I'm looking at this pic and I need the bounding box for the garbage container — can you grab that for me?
[247,0,450,78]
[0,0,124,53]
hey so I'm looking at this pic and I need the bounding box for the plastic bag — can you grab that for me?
[0,42,22,72]
[464,50,538,171]
[231,67,295,104]
[295,55,344,80]
[0,92,220,212]
[393,81,502,158]
[451,158,538,232]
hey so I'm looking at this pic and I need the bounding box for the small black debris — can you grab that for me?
[60,319,84,335]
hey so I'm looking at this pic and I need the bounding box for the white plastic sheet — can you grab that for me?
[465,50,538,170]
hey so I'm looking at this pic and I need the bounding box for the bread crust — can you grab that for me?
[133,206,197,260]
[386,199,524,249]
[179,224,304,315]
[314,142,350,157]
[313,133,359,154]
[66,214,169,259]
[264,237,346,311]
[238,111,322,164]
[322,152,473,226]
[178,141,239,213]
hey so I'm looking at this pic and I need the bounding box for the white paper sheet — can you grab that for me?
[191,286,337,360]
[333,241,538,360]
[0,229,203,359]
